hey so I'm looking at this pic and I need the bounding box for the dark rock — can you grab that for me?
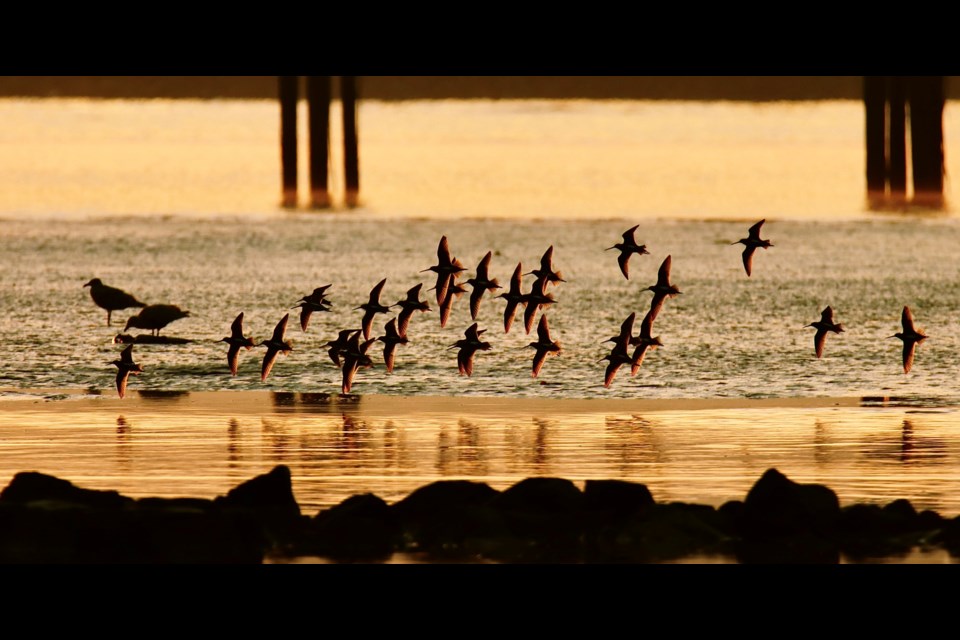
[391,480,500,519]
[0,471,134,510]
[298,493,399,561]
[214,465,300,517]
[740,468,840,540]
[582,479,655,517]
[494,477,583,514]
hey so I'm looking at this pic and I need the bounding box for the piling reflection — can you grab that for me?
[116,415,131,471]
[861,418,950,464]
[604,414,664,469]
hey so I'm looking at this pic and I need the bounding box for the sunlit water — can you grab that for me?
[1,96,960,562]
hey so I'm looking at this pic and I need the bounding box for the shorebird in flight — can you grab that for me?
[522,275,557,335]
[604,311,638,348]
[377,317,408,373]
[892,306,927,374]
[356,278,391,340]
[111,344,143,399]
[496,262,527,334]
[645,255,682,322]
[527,314,561,378]
[733,219,773,277]
[341,330,377,394]
[527,245,566,288]
[805,306,844,359]
[259,313,293,382]
[221,312,256,376]
[393,283,431,337]
[601,312,636,388]
[466,251,501,320]
[450,322,492,377]
[630,309,663,375]
[421,236,466,307]
[292,285,333,332]
[607,224,649,279]
[124,304,190,337]
[84,278,146,327]
[325,329,360,368]
[438,279,467,328]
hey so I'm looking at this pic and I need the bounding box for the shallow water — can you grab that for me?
[1,96,960,562]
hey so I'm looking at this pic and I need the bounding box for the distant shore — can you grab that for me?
[2,76,956,101]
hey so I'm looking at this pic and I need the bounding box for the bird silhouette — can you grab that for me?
[466,251,501,320]
[604,312,637,349]
[527,314,561,378]
[221,312,256,376]
[601,312,635,388]
[630,309,663,375]
[124,304,190,337]
[645,255,682,322]
[450,322,492,376]
[356,278,391,340]
[292,285,333,332]
[341,330,377,393]
[496,262,527,334]
[393,283,431,337]
[421,236,466,307]
[805,306,844,359]
[607,224,649,279]
[732,219,773,277]
[84,278,146,327]
[438,279,467,328]
[526,245,566,287]
[892,306,927,374]
[259,313,293,382]
[522,274,557,335]
[111,344,143,399]
[377,317,409,373]
[325,329,360,367]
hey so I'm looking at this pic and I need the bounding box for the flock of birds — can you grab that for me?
[87,220,929,399]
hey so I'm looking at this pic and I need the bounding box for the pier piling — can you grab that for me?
[307,76,332,209]
[341,76,360,208]
[279,76,300,208]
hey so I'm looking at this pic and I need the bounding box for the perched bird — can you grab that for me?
[630,310,663,375]
[221,312,256,376]
[84,278,146,327]
[438,279,467,328]
[645,255,682,322]
[341,330,377,394]
[527,314,561,378]
[292,285,333,332]
[124,304,191,337]
[356,278,391,340]
[259,313,293,382]
[601,312,635,388]
[466,251,501,320]
[607,224,649,279]
[892,306,927,374]
[377,317,409,373]
[526,245,566,287]
[805,306,844,359]
[421,236,466,307]
[495,262,527,334]
[732,219,773,277]
[393,283,431,337]
[111,344,143,399]
[450,322,492,377]
[325,329,360,367]
[522,274,557,335]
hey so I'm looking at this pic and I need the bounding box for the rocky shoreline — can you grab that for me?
[0,465,956,564]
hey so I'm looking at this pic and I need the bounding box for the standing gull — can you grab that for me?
[805,306,844,359]
[221,312,256,376]
[732,219,773,277]
[111,344,143,399]
[84,278,146,327]
[607,224,649,279]
[892,306,927,374]
[259,313,293,382]
[124,304,191,337]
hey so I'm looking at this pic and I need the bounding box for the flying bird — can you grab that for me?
[805,306,844,359]
[111,344,143,399]
[341,330,377,394]
[325,329,360,367]
[84,278,146,327]
[393,283,431,337]
[123,304,191,337]
[466,251,501,320]
[292,285,333,332]
[601,313,635,388]
[356,278,391,340]
[421,236,466,307]
[892,306,927,374]
[607,224,649,279]
[438,279,467,328]
[450,322,492,377]
[527,314,561,378]
[495,262,527,334]
[604,312,637,349]
[522,274,556,335]
[645,255,682,322]
[526,245,566,288]
[630,309,663,375]
[221,312,256,376]
[259,313,293,382]
[732,219,773,277]
[377,318,409,373]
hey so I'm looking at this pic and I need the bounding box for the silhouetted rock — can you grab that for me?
[740,468,840,540]
[213,465,300,517]
[582,479,655,518]
[300,493,398,561]
[0,471,133,510]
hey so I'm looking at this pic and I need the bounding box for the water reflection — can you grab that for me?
[604,414,664,469]
[116,415,131,471]
[227,418,240,468]
[137,390,190,402]
[861,418,949,464]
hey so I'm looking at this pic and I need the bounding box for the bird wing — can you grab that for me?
[821,306,834,324]
[503,300,519,334]
[327,345,342,367]
[748,219,765,240]
[469,286,484,320]
[228,344,241,376]
[742,247,755,277]
[458,347,475,377]
[509,262,523,295]
[120,344,135,365]
[272,314,289,342]
[902,306,915,332]
[604,360,621,388]
[342,359,359,393]
[383,342,397,373]
[523,302,539,335]
[299,307,312,332]
[903,341,916,374]
[623,224,639,243]
[397,308,413,338]
[435,272,452,308]
[369,278,387,305]
[631,344,649,375]
[814,329,827,359]
[531,348,548,378]
[437,236,452,266]
[639,309,655,340]
[657,255,672,286]
[231,313,245,339]
[439,291,454,328]
[476,251,492,280]
[116,370,129,399]
[617,252,630,279]
[617,313,636,351]
[261,348,279,382]
[537,314,552,343]
[540,246,554,272]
